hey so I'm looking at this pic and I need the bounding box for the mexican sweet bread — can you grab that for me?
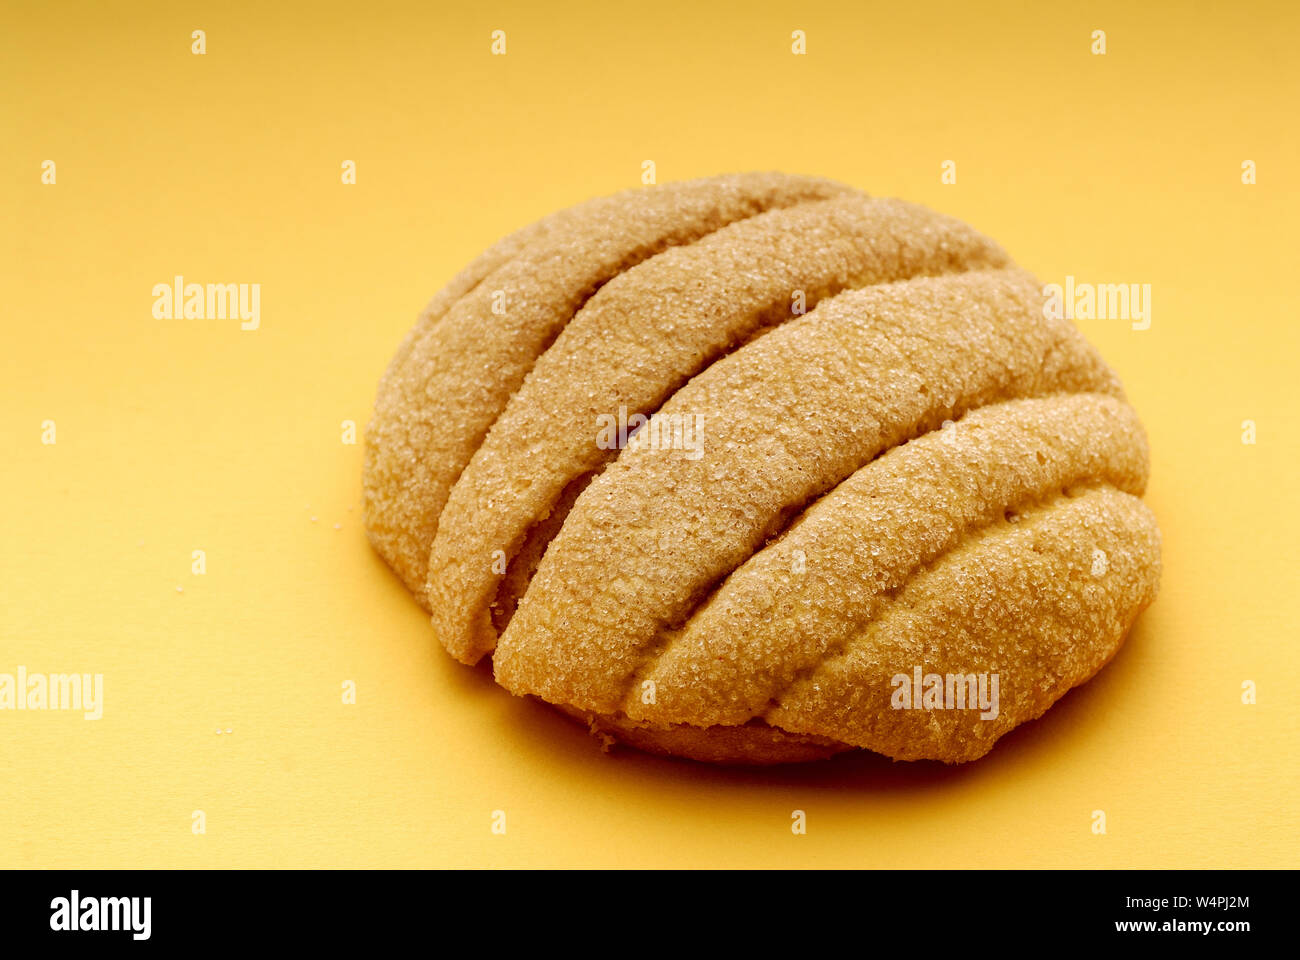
[364,172,1161,765]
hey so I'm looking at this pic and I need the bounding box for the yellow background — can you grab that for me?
[2,0,1297,868]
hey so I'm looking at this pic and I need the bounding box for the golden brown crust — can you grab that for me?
[380,202,566,381]
[493,268,1124,712]
[764,487,1160,761]
[363,172,854,604]
[428,195,1011,664]
[625,393,1150,728]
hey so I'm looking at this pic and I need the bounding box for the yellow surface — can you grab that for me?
[2,0,1296,869]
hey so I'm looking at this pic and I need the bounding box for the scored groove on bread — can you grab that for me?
[490,470,597,634]
[765,486,1161,761]
[492,268,1124,712]
[363,172,855,603]
[380,202,566,382]
[554,704,855,765]
[428,195,1012,664]
[622,392,1150,726]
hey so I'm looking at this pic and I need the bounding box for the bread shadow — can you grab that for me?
[481,613,1153,797]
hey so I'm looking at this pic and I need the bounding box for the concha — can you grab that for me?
[364,173,1161,765]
